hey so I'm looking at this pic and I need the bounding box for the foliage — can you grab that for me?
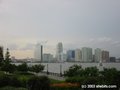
[50,78,64,84]
[17,63,28,72]
[29,64,44,73]
[1,64,16,73]
[4,48,11,64]
[65,65,120,88]
[27,76,50,90]
[0,75,21,87]
[64,65,82,77]
[0,86,27,90]
[0,46,4,63]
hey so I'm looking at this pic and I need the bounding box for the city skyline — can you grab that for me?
[0,0,120,58]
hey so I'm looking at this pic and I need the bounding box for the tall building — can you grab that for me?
[110,57,116,62]
[102,50,109,62]
[82,47,93,62]
[43,53,53,62]
[95,48,102,62]
[75,49,82,62]
[34,43,43,61]
[67,50,75,61]
[56,42,63,61]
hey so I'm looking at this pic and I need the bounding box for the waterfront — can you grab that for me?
[14,62,120,74]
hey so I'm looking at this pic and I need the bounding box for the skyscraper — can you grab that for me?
[34,43,43,61]
[56,42,63,61]
[67,50,75,61]
[95,48,102,62]
[102,50,109,62]
[75,49,82,62]
[82,47,93,62]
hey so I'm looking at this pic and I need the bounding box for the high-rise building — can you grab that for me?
[67,50,75,61]
[56,42,63,61]
[75,49,82,62]
[43,53,53,62]
[102,50,109,62]
[110,57,116,62]
[82,47,93,62]
[95,48,102,62]
[34,43,43,61]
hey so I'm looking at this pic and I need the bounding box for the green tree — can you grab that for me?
[1,64,16,73]
[0,48,16,73]
[83,67,99,77]
[4,48,11,64]
[29,64,44,74]
[27,76,50,90]
[0,46,4,65]
[64,65,83,77]
[17,62,28,72]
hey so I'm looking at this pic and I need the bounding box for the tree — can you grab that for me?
[17,62,28,72]
[27,76,50,90]
[0,46,4,65]
[29,64,44,74]
[1,64,16,73]
[83,67,99,77]
[64,65,82,77]
[4,48,11,64]
[0,48,16,73]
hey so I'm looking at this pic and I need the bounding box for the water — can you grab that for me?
[13,62,120,74]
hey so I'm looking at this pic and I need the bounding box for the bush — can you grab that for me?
[29,64,44,73]
[27,76,50,90]
[0,86,27,90]
[0,75,21,87]
[66,77,85,83]
[1,64,16,73]
[17,63,28,72]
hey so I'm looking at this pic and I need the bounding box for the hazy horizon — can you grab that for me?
[0,0,120,58]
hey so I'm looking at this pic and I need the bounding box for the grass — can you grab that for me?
[50,78,65,84]
[0,86,27,90]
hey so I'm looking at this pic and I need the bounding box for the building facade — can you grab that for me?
[82,47,93,62]
[102,50,109,62]
[75,49,82,62]
[34,43,43,61]
[56,42,63,61]
[95,48,102,62]
[43,53,53,62]
[67,50,75,61]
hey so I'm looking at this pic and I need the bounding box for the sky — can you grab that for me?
[0,0,120,59]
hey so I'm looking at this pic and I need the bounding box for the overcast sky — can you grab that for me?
[0,0,120,58]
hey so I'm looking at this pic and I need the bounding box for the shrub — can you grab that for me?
[17,63,28,72]
[29,64,44,74]
[27,76,50,90]
[0,86,27,90]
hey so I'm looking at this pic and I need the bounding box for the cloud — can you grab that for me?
[20,43,35,50]
[7,43,19,50]
[97,37,112,42]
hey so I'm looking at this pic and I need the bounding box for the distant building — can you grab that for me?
[34,43,43,61]
[110,57,116,62]
[102,50,109,62]
[75,49,82,62]
[67,50,75,61]
[62,53,67,62]
[82,47,93,62]
[95,48,102,62]
[43,53,53,62]
[56,42,63,61]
